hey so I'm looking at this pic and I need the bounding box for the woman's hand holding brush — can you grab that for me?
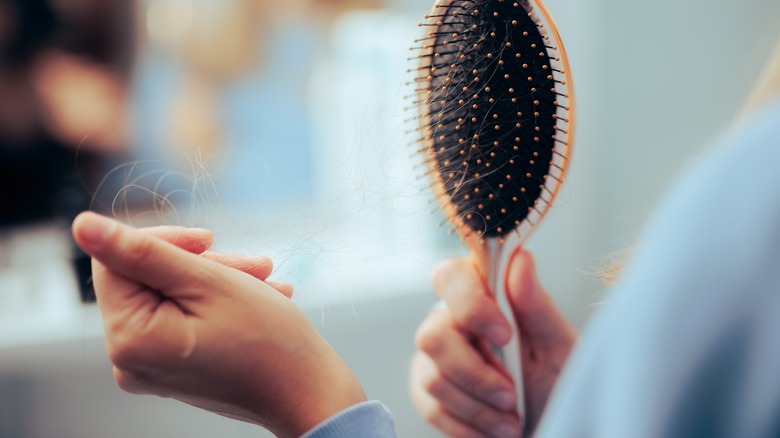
[71,212,367,438]
[410,250,576,437]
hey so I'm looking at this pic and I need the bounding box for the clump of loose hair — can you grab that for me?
[595,247,635,285]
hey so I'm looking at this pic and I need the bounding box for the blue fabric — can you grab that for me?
[537,99,780,437]
[300,401,397,438]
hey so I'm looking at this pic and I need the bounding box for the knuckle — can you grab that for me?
[431,259,460,290]
[459,298,503,336]
[114,369,148,395]
[420,401,445,424]
[106,326,146,370]
[422,373,448,399]
[461,300,489,326]
[414,317,448,357]
[431,258,478,294]
[106,340,134,371]
[113,369,138,393]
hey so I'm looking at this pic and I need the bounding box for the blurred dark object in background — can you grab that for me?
[0,0,136,301]
[0,0,56,64]
[0,0,135,225]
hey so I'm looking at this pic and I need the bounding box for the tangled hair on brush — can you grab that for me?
[413,0,573,241]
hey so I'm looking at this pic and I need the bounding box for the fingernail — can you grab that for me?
[492,423,520,438]
[485,324,511,345]
[488,390,516,411]
[78,214,117,248]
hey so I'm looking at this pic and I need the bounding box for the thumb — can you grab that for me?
[72,212,221,295]
[505,250,573,345]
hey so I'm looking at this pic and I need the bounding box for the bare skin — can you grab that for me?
[72,212,367,438]
[409,251,576,438]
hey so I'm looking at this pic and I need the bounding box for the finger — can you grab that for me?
[266,280,294,298]
[505,250,575,347]
[113,366,147,395]
[432,258,512,346]
[90,257,156,322]
[412,352,522,438]
[202,252,274,280]
[414,309,517,412]
[72,212,224,296]
[91,257,196,368]
[409,363,485,438]
[201,252,292,297]
[140,226,214,254]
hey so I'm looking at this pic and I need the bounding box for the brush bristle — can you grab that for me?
[415,0,572,239]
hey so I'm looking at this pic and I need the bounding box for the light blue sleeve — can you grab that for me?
[300,401,397,438]
[537,99,780,438]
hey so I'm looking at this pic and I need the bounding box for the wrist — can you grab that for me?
[252,324,366,438]
[288,341,367,437]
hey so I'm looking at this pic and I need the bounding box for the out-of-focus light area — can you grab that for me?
[1,0,779,436]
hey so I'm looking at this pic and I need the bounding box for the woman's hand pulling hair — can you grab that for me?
[72,212,366,438]
[410,250,576,437]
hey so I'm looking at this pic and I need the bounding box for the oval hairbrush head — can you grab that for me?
[413,0,575,425]
[415,0,574,244]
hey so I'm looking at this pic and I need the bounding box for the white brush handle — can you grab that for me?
[493,280,525,428]
[484,239,526,432]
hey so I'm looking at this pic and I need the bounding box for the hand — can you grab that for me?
[409,250,576,437]
[72,212,367,438]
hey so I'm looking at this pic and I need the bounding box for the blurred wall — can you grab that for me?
[2,0,780,437]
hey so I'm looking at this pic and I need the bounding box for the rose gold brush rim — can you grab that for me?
[527,0,576,232]
[415,0,576,249]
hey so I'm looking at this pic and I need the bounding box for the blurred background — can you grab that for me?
[1,0,779,436]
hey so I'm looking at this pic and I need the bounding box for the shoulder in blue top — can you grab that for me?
[538,99,780,437]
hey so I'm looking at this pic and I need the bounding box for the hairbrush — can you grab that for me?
[412,0,575,423]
